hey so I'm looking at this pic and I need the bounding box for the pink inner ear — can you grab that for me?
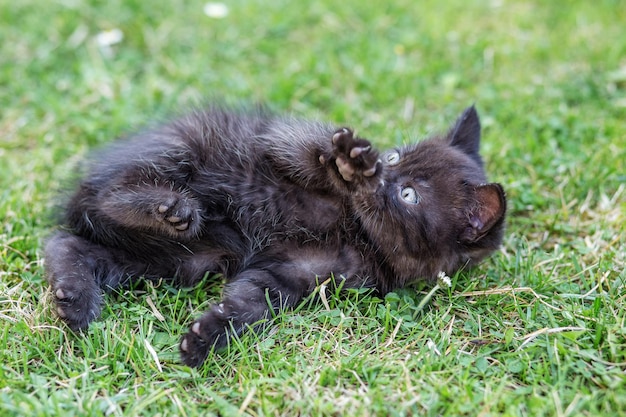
[461,184,505,243]
[465,183,505,239]
[474,184,504,231]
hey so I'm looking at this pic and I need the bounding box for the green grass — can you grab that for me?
[1,0,625,415]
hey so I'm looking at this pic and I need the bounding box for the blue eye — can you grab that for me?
[400,186,420,204]
[386,151,400,165]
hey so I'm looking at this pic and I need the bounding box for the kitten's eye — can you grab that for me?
[386,151,400,165]
[400,186,420,204]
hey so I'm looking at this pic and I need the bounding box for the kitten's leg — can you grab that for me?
[178,245,367,367]
[264,121,382,192]
[44,231,132,330]
[179,268,306,367]
[97,185,204,239]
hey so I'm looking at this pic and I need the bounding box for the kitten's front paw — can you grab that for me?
[331,128,381,183]
[179,304,230,367]
[155,194,201,235]
[179,321,211,367]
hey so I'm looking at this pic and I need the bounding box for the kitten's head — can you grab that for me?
[359,106,506,289]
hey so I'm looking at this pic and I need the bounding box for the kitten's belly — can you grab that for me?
[290,191,343,232]
[235,188,344,237]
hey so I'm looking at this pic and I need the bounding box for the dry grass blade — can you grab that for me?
[517,327,587,350]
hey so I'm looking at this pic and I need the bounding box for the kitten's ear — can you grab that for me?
[449,105,482,165]
[460,183,506,243]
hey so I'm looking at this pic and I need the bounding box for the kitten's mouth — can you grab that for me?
[371,180,393,206]
[371,179,388,199]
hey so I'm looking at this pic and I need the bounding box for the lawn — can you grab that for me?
[1,0,625,415]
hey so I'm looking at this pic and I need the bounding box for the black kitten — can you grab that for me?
[44,105,506,367]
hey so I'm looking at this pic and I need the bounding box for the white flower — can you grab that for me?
[95,28,123,47]
[204,3,229,18]
[437,271,452,288]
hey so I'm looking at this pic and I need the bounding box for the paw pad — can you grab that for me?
[155,198,196,232]
[349,145,370,159]
[331,128,381,183]
[332,128,351,144]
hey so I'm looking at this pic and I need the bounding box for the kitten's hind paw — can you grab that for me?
[53,282,102,331]
[154,194,202,236]
[44,232,106,331]
[332,128,381,183]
